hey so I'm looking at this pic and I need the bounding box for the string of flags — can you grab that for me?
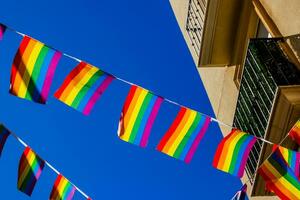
[0,22,299,199]
[224,124,300,199]
[0,124,91,199]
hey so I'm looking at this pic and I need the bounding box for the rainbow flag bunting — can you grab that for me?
[212,129,257,177]
[10,36,62,104]
[18,147,45,196]
[0,124,10,157]
[232,184,247,200]
[54,62,114,115]
[258,147,300,200]
[50,174,76,200]
[274,145,300,179]
[0,23,6,40]
[118,85,163,147]
[289,119,300,145]
[156,107,211,163]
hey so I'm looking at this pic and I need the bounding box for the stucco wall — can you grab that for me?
[197,66,238,135]
[259,0,300,36]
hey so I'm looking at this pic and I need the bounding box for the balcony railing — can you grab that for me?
[233,38,300,183]
[186,0,207,57]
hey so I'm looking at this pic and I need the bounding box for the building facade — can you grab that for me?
[169,0,300,199]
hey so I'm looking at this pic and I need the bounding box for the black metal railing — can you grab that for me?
[232,37,300,181]
[186,0,207,57]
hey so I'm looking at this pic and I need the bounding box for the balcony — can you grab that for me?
[233,37,300,197]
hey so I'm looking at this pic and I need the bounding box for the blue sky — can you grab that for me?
[0,0,242,199]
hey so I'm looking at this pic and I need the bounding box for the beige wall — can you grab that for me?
[251,196,279,200]
[259,0,300,36]
[197,66,238,135]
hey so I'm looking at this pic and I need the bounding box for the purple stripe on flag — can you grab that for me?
[296,152,300,178]
[140,97,163,147]
[66,186,76,200]
[237,138,257,177]
[82,75,114,115]
[184,117,211,163]
[0,24,6,40]
[40,51,62,103]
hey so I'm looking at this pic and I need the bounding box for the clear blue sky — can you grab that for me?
[0,0,242,199]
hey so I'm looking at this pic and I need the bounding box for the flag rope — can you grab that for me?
[230,132,291,199]
[3,23,276,146]
[4,22,298,199]
[7,127,90,199]
[247,133,290,183]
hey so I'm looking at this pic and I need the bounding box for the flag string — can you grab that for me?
[7,127,90,199]
[247,133,290,184]
[2,22,299,200]
[4,23,276,146]
[231,130,293,199]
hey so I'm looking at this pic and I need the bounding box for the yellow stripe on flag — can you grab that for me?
[120,87,142,140]
[57,177,68,197]
[279,147,289,163]
[18,41,44,98]
[163,110,191,153]
[167,110,197,156]
[59,65,93,102]
[122,88,148,141]
[18,151,36,187]
[64,66,99,106]
[221,131,245,172]
[265,161,300,198]
[13,39,37,96]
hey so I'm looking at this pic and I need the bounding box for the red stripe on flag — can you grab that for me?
[54,62,87,98]
[122,85,138,116]
[10,36,31,94]
[18,147,31,175]
[50,174,63,199]
[212,129,236,167]
[156,107,187,151]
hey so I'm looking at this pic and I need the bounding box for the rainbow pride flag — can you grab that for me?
[212,129,257,177]
[10,36,62,104]
[156,107,211,163]
[54,62,114,115]
[274,145,300,179]
[258,148,300,199]
[50,174,76,200]
[0,124,10,157]
[0,23,6,40]
[289,119,300,145]
[118,86,163,147]
[18,147,45,196]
